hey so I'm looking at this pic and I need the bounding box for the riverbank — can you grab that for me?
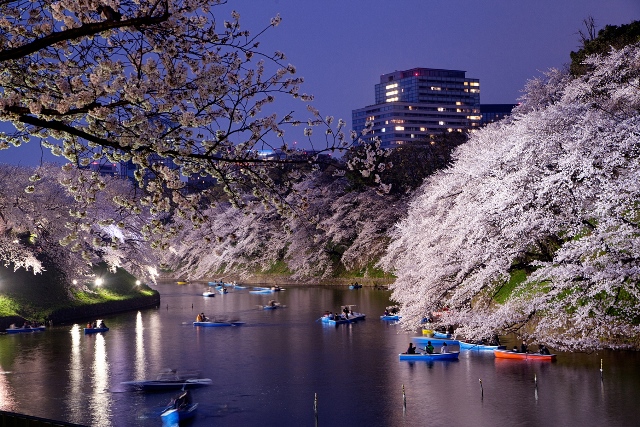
[0,262,160,331]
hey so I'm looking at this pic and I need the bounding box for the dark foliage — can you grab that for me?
[570,20,640,76]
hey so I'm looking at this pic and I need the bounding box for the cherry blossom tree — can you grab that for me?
[381,43,640,351]
[0,163,157,285]
[161,167,405,281]
[0,0,376,255]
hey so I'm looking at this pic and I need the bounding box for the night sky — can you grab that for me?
[1,0,639,165]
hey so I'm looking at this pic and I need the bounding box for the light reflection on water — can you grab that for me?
[66,324,83,424]
[134,312,146,381]
[90,333,110,426]
[0,284,638,427]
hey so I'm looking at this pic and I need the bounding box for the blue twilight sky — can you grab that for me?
[1,0,639,166]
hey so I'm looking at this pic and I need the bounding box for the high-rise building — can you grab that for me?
[480,103,517,126]
[352,67,481,148]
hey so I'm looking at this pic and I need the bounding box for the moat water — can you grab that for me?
[0,282,639,426]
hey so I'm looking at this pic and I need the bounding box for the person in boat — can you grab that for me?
[512,346,518,352]
[269,300,276,307]
[441,342,448,353]
[196,313,202,322]
[520,341,528,353]
[343,306,350,319]
[171,390,192,410]
[406,343,417,354]
[99,320,107,329]
[328,312,335,320]
[489,334,501,346]
[539,344,550,355]
[383,309,390,316]
[92,320,98,328]
[424,341,435,354]
[87,322,92,328]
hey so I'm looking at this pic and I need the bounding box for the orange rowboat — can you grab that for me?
[494,349,556,361]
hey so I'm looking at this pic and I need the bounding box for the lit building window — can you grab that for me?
[430,86,441,91]
[456,102,462,106]
[381,128,386,132]
[386,90,398,96]
[385,83,398,90]
[395,126,405,131]
[420,127,426,131]
[439,121,445,126]
[386,97,399,102]
[437,107,445,112]
[470,82,480,87]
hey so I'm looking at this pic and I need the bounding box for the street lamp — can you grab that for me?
[95,278,103,286]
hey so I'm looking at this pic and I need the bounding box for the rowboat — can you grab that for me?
[349,283,362,289]
[320,316,354,325]
[380,315,401,321]
[494,349,556,361]
[161,403,198,426]
[217,287,229,294]
[202,291,215,297]
[413,336,460,346]
[261,302,285,310]
[460,341,506,351]
[84,327,109,334]
[193,321,245,327]
[161,391,198,425]
[249,289,274,294]
[399,351,460,361]
[122,378,212,391]
[5,325,46,334]
[433,331,453,339]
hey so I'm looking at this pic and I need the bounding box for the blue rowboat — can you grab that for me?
[460,341,506,351]
[432,331,453,339]
[84,327,109,334]
[202,291,215,297]
[193,321,244,327]
[320,316,353,325]
[249,289,274,294]
[161,403,198,425]
[399,351,460,361]
[5,325,46,334]
[413,336,460,346]
[380,315,401,321]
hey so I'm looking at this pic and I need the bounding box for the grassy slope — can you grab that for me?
[0,261,156,321]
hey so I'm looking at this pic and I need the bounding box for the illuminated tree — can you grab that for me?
[0,0,368,253]
[382,43,640,351]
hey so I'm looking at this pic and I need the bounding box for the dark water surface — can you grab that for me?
[1,282,639,426]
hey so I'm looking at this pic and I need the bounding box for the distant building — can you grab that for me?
[119,154,180,182]
[480,104,517,126]
[83,161,118,176]
[352,67,481,148]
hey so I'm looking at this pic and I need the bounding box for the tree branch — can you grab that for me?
[0,9,169,62]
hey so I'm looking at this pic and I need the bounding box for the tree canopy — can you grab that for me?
[382,42,640,351]
[0,0,372,252]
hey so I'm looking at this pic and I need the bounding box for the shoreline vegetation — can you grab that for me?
[0,262,159,331]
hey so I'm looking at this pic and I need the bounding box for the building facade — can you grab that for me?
[352,67,481,148]
[480,103,517,126]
